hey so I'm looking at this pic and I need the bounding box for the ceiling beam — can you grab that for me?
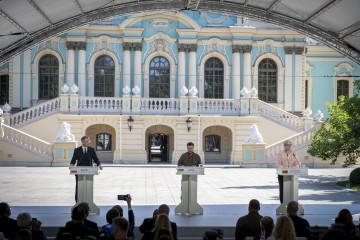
[26,0,53,25]
[267,0,281,12]
[341,27,360,40]
[0,10,29,36]
[73,0,85,14]
[243,0,250,6]
[304,0,342,23]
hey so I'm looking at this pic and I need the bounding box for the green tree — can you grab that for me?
[308,81,360,167]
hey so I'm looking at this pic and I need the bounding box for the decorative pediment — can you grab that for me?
[142,33,177,64]
[334,62,355,73]
[198,38,231,65]
[252,39,284,66]
[32,41,65,63]
[87,37,121,64]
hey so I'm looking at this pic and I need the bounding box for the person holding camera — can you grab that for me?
[177,142,202,166]
[70,136,103,202]
[16,212,47,240]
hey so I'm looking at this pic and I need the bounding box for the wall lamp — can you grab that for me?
[186,117,192,132]
[127,116,134,132]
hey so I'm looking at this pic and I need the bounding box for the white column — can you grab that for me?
[188,44,197,89]
[66,41,75,87]
[232,45,241,99]
[134,43,142,93]
[123,43,131,91]
[284,47,293,111]
[78,42,86,96]
[178,45,186,95]
[294,47,304,112]
[243,45,252,90]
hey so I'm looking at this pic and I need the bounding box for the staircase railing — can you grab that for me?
[3,124,53,160]
[10,98,60,127]
[258,100,303,131]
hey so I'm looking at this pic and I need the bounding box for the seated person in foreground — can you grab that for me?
[253,216,274,240]
[235,199,263,240]
[17,212,47,240]
[66,202,99,235]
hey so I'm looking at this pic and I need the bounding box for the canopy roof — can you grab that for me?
[0,0,359,64]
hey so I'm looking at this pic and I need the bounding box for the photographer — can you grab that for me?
[16,212,47,240]
[108,195,135,239]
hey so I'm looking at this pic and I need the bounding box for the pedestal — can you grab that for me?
[188,97,198,114]
[242,143,266,167]
[69,94,79,113]
[122,96,131,114]
[179,97,189,114]
[249,98,259,115]
[60,94,69,113]
[53,141,77,166]
[131,96,141,114]
[240,98,249,115]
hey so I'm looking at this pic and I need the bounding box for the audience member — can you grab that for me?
[254,216,274,240]
[0,232,5,240]
[15,229,31,240]
[0,202,18,240]
[153,215,173,240]
[320,228,354,240]
[139,204,178,240]
[56,206,97,239]
[334,208,358,238]
[235,199,263,240]
[66,202,99,235]
[17,212,47,240]
[113,195,135,238]
[267,216,296,240]
[287,201,310,238]
[102,208,121,234]
[155,228,172,240]
[112,217,129,240]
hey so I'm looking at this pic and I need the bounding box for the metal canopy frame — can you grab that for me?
[0,0,359,65]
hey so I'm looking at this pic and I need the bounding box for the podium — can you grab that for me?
[175,167,204,215]
[276,167,308,215]
[70,166,100,215]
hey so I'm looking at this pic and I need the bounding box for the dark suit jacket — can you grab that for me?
[0,216,18,240]
[57,222,97,239]
[70,146,101,166]
[66,219,99,235]
[289,215,310,238]
[235,211,263,240]
[139,216,178,240]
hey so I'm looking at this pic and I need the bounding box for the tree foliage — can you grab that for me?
[307,81,360,167]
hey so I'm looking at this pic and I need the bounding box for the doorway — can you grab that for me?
[148,133,168,162]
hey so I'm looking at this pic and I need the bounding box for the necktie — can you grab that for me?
[84,148,87,154]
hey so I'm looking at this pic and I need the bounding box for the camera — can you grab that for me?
[32,218,37,221]
[117,194,130,201]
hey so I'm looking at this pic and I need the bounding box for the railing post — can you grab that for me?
[249,97,259,115]
[131,96,141,114]
[122,96,131,114]
[69,94,79,114]
[179,97,189,114]
[188,97,198,114]
[240,98,250,115]
[59,94,69,113]
[2,113,10,126]
[303,118,313,130]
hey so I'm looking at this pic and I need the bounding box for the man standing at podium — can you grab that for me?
[178,142,202,166]
[70,136,103,202]
[275,140,300,204]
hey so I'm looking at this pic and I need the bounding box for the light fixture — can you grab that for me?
[186,117,192,132]
[127,116,134,132]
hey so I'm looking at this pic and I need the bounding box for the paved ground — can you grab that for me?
[1,165,359,239]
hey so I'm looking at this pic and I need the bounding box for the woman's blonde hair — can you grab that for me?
[272,216,296,240]
[283,140,292,146]
[153,214,172,239]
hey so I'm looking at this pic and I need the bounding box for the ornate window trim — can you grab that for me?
[32,49,65,102]
[253,53,284,103]
[334,73,354,101]
[143,51,176,98]
[88,50,121,97]
[198,52,230,98]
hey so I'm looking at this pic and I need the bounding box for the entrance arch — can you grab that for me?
[145,125,174,163]
[203,125,232,164]
[85,124,116,163]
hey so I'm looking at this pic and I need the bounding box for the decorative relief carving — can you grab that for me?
[32,41,65,63]
[253,44,284,66]
[142,39,177,64]
[88,39,121,64]
[201,12,228,26]
[198,39,230,65]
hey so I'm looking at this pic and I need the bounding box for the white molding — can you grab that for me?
[143,51,176,98]
[333,62,355,73]
[253,53,284,103]
[32,49,65,101]
[88,50,121,97]
[198,52,230,98]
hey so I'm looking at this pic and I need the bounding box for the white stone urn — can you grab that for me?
[240,86,250,97]
[250,87,258,98]
[132,85,141,96]
[2,102,11,114]
[180,86,188,97]
[314,110,324,122]
[188,85,198,97]
[61,83,69,94]
[302,107,312,119]
[70,84,79,94]
[123,85,131,96]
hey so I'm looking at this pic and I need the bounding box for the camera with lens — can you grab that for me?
[117,194,130,201]
[203,229,224,240]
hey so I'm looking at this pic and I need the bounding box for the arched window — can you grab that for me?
[96,133,112,151]
[204,58,224,99]
[205,135,221,152]
[0,75,9,104]
[258,58,277,103]
[337,80,349,99]
[149,56,170,98]
[39,55,59,100]
[94,56,115,97]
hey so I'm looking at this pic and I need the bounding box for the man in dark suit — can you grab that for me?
[235,199,263,240]
[287,201,310,239]
[0,202,18,240]
[65,202,99,235]
[139,204,178,240]
[57,206,97,239]
[70,136,102,202]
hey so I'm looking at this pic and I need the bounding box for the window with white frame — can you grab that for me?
[337,80,349,99]
[258,58,277,103]
[204,57,224,99]
[94,55,115,97]
[39,55,59,100]
[149,56,170,98]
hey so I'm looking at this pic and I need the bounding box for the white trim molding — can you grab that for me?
[198,52,230,98]
[88,50,121,97]
[32,49,65,103]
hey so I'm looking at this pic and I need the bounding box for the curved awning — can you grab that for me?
[0,0,359,64]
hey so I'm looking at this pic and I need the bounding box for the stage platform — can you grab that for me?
[1,166,360,239]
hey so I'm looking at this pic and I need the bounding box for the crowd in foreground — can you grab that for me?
[0,198,359,240]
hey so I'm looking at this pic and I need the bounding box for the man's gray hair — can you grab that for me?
[17,212,32,228]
